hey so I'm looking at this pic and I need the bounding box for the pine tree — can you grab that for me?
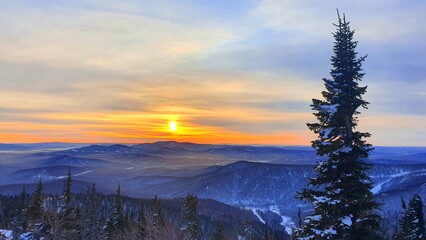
[12,187,29,240]
[153,195,165,228]
[28,180,43,225]
[28,180,45,239]
[211,223,225,240]
[394,194,425,240]
[105,184,125,239]
[146,195,166,240]
[59,168,73,228]
[112,183,125,228]
[63,168,72,210]
[183,193,199,240]
[84,183,102,240]
[394,198,410,240]
[293,11,382,240]
[137,207,147,240]
[59,168,81,239]
[297,207,302,227]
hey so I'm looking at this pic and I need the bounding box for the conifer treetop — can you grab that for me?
[293,11,382,240]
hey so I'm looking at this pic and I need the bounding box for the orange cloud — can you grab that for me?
[0,108,313,145]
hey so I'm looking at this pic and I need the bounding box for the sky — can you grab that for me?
[0,0,425,146]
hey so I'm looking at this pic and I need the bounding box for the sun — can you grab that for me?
[169,121,177,132]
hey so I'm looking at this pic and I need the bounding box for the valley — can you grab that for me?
[1,141,425,236]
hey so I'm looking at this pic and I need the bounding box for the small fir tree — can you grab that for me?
[183,193,199,240]
[62,168,72,210]
[59,168,81,239]
[153,195,165,228]
[293,11,382,240]
[28,180,45,239]
[28,180,43,225]
[12,186,29,240]
[137,207,147,240]
[394,194,425,240]
[84,183,102,240]
[105,184,125,239]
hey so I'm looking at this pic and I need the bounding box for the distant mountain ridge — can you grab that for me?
[41,155,110,167]
[57,141,426,165]
[0,141,425,235]
[0,142,87,151]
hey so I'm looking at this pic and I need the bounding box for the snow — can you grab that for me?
[313,195,341,206]
[33,170,93,182]
[0,230,12,239]
[341,216,352,226]
[247,207,265,224]
[247,206,295,234]
[313,196,327,203]
[339,146,352,153]
[0,230,32,240]
[298,224,339,239]
[269,205,295,234]
[371,180,387,194]
[306,215,322,222]
[331,72,343,77]
[320,104,339,114]
[309,227,337,238]
[74,170,93,176]
[320,128,334,138]
[331,188,342,194]
[323,227,337,235]
[371,170,417,194]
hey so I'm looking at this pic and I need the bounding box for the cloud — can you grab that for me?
[0,0,425,145]
[251,0,426,43]
[0,2,237,74]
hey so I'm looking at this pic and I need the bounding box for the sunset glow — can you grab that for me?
[0,1,425,146]
[169,121,177,132]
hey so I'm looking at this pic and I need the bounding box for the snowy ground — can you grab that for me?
[0,230,32,240]
[246,206,295,234]
[372,169,426,194]
[0,230,12,239]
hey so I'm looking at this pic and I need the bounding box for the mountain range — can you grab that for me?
[0,141,425,234]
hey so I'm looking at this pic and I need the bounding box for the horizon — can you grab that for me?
[1,140,426,149]
[1,1,425,146]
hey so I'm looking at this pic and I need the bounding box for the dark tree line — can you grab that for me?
[0,169,286,240]
[1,172,191,239]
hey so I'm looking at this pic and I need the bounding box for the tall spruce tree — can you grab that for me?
[183,193,199,240]
[394,194,425,240]
[59,168,81,239]
[62,168,72,210]
[29,180,43,225]
[12,187,29,240]
[105,184,125,239]
[84,183,102,240]
[28,180,45,239]
[293,11,382,240]
[112,183,125,228]
[137,207,147,240]
[153,195,165,228]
